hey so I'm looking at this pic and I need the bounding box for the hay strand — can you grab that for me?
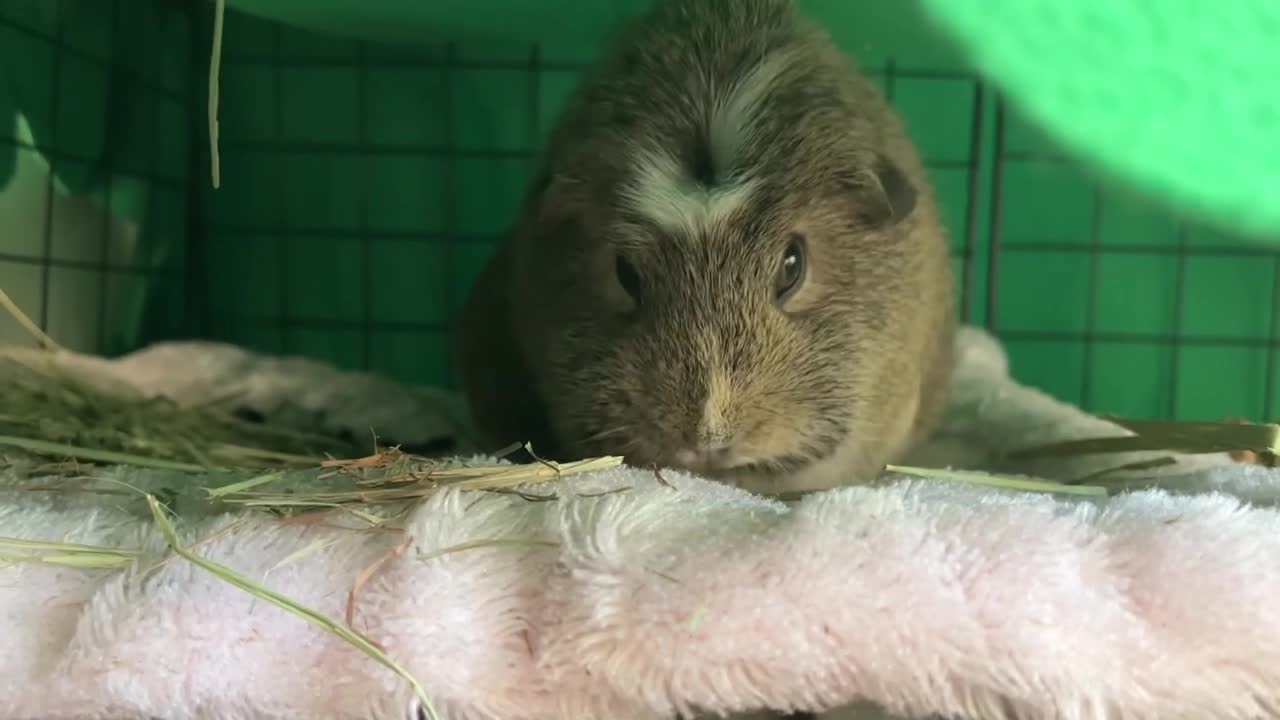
[212,452,626,512]
[0,536,140,569]
[1067,456,1180,485]
[145,494,440,720]
[206,471,286,497]
[345,530,413,630]
[1008,417,1280,464]
[207,0,225,189]
[0,287,63,352]
[884,464,1109,497]
[0,435,209,473]
[416,537,560,563]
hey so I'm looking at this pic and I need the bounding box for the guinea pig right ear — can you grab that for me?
[842,153,918,228]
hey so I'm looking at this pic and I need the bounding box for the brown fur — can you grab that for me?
[456,0,955,497]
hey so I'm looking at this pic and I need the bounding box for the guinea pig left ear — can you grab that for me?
[529,172,588,220]
[843,153,918,227]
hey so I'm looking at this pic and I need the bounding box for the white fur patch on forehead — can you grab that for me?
[709,51,795,173]
[620,146,759,238]
[619,51,793,239]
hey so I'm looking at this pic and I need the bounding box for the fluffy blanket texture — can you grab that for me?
[2,327,1278,720]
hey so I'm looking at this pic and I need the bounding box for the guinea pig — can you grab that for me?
[456,0,955,497]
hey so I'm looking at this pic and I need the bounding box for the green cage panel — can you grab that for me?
[1,0,1277,424]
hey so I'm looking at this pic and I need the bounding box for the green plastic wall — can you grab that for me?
[1,0,1277,423]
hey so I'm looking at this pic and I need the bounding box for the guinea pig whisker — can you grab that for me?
[584,425,631,443]
[580,425,645,459]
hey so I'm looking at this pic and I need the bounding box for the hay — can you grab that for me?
[208,0,225,188]
[0,536,140,569]
[209,449,625,511]
[1008,416,1280,468]
[146,494,441,719]
[885,464,1109,496]
[0,288,61,352]
[0,345,369,472]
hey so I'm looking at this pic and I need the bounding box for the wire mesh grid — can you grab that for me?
[985,97,1280,422]
[2,2,1277,423]
[195,10,991,393]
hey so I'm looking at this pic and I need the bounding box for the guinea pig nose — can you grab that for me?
[673,448,701,467]
[672,443,735,471]
[697,441,736,467]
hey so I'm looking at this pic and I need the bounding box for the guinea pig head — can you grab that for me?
[509,144,920,488]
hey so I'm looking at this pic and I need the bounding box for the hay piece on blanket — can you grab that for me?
[4,440,624,524]
[1008,416,1280,467]
[208,448,626,514]
[144,493,443,720]
[1220,417,1280,466]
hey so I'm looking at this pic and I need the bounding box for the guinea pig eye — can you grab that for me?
[773,234,806,304]
[615,255,642,304]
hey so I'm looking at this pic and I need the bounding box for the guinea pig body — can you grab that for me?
[457,0,955,496]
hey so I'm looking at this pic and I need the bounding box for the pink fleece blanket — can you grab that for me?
[1,327,1277,720]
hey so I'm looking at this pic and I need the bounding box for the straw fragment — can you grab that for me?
[884,464,1109,497]
[208,0,225,188]
[0,287,63,352]
[1008,417,1280,465]
[145,494,441,720]
[0,536,141,569]
[210,453,625,512]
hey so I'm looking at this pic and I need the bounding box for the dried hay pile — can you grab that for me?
[0,335,625,526]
